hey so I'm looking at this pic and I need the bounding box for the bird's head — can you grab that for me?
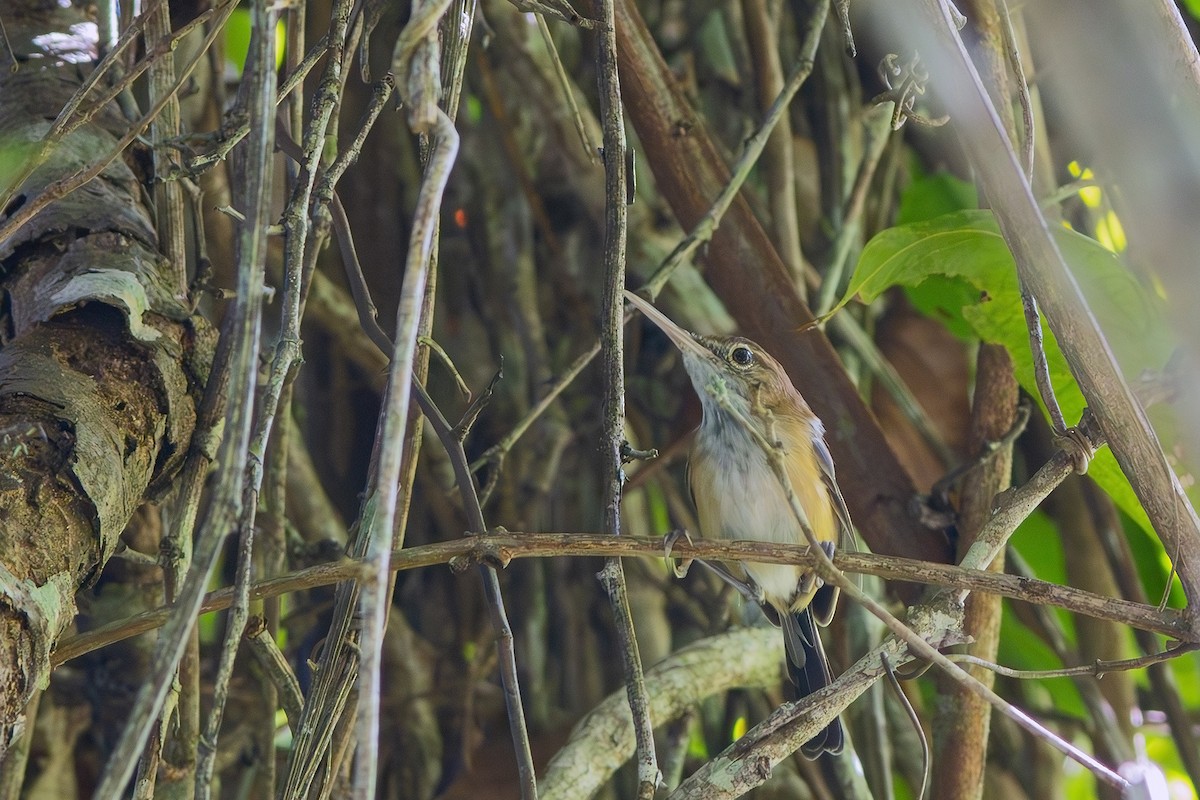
[624,290,806,423]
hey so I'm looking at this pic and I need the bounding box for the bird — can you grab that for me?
[625,289,852,757]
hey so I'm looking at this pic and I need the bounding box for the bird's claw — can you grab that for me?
[663,529,694,579]
[798,541,838,594]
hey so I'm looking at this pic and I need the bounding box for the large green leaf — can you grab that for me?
[836,209,1175,535]
[894,171,978,226]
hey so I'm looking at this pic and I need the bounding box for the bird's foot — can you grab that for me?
[798,541,837,594]
[663,528,694,579]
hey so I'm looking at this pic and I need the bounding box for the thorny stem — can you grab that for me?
[132,2,207,784]
[144,0,187,299]
[270,0,359,793]
[52,530,1193,668]
[182,35,329,175]
[352,2,455,795]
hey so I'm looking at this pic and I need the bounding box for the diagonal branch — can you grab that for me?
[608,0,953,582]
[896,0,1200,630]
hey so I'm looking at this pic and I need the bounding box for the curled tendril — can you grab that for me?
[871,52,950,130]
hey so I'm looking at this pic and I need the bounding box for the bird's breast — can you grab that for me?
[688,415,836,609]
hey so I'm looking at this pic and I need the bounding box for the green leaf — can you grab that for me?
[997,607,1087,720]
[895,171,978,226]
[892,173,982,341]
[224,9,252,77]
[1009,510,1075,645]
[838,210,1175,535]
[1168,648,1200,708]
[904,275,983,341]
[224,8,287,77]
[1124,507,1188,612]
[1010,510,1068,587]
[0,138,37,195]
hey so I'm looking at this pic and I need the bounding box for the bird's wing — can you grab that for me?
[809,432,857,626]
[812,434,856,553]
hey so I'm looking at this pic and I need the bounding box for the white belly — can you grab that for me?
[689,424,815,608]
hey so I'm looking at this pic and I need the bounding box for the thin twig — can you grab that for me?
[947,642,1200,680]
[89,1,271,794]
[471,339,600,476]
[0,0,238,247]
[642,4,828,300]
[353,111,458,800]
[475,50,563,255]
[52,531,1194,668]
[329,191,391,352]
[1019,280,1069,435]
[183,34,329,175]
[1003,546,1135,764]
[0,13,14,71]
[956,421,1102,579]
[742,0,805,292]
[1040,178,1102,209]
[245,617,305,729]
[595,0,658,792]
[536,13,597,163]
[828,312,957,467]
[1087,480,1200,785]
[911,0,1200,630]
[193,10,280,797]
[814,104,894,316]
[111,14,204,782]
[466,0,827,498]
[269,6,358,795]
[354,2,458,793]
[411,375,541,798]
[996,0,1034,180]
[141,2,204,778]
[881,653,929,800]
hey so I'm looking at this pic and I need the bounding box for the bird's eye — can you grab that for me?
[730,345,755,367]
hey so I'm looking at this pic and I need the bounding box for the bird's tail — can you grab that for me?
[781,607,844,758]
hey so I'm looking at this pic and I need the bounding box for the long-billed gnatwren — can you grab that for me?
[626,290,852,757]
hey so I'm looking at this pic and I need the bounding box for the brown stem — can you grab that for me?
[932,343,1018,800]
[606,0,953,591]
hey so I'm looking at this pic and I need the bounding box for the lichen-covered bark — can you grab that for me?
[0,1,205,742]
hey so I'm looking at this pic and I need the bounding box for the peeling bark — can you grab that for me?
[0,0,206,742]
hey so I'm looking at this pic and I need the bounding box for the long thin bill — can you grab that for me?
[623,290,712,360]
